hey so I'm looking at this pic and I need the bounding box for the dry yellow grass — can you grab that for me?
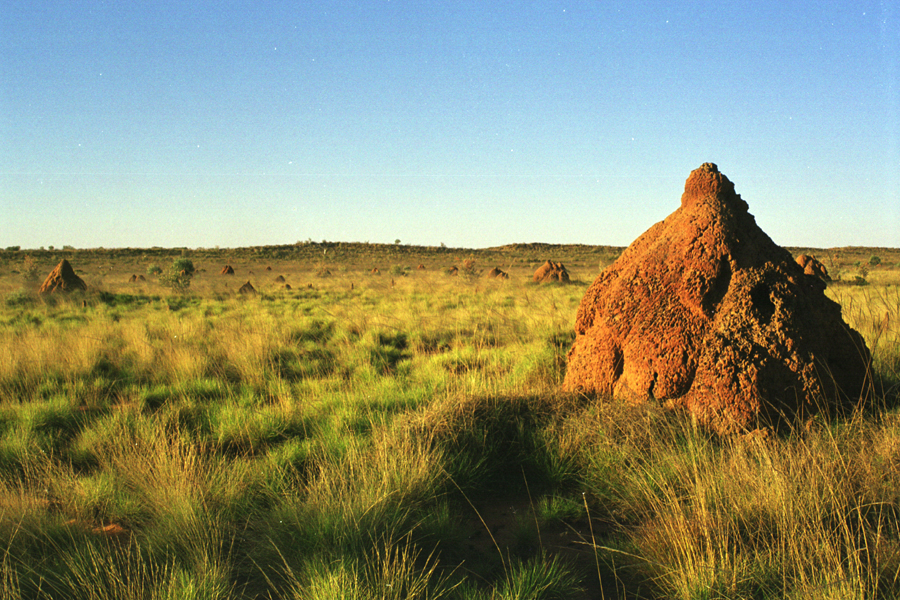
[0,245,897,599]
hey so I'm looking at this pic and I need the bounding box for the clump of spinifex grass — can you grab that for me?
[1,411,256,598]
[546,396,900,599]
[276,534,459,600]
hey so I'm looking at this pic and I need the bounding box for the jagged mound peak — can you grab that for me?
[681,162,744,211]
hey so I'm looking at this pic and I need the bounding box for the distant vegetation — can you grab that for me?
[0,243,897,599]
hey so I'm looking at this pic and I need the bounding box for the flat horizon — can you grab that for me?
[4,239,899,253]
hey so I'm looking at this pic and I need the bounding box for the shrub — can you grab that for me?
[157,258,195,291]
[869,255,882,266]
[146,264,163,276]
[21,255,40,282]
[171,258,195,276]
[461,258,481,281]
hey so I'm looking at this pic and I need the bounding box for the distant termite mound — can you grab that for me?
[533,260,570,283]
[486,267,509,279]
[238,281,256,294]
[38,259,87,294]
[796,254,831,282]
[221,265,235,275]
[564,163,871,433]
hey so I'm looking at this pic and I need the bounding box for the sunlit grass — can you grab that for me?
[0,249,897,598]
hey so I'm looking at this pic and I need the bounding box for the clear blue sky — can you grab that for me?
[2,1,898,249]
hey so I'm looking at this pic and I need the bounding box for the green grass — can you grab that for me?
[0,246,898,598]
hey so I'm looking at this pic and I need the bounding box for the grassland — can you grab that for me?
[0,243,899,599]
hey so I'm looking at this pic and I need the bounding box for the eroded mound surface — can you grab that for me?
[564,163,870,433]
